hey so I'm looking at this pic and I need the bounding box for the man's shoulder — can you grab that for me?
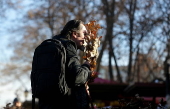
[52,35,76,49]
[53,35,70,43]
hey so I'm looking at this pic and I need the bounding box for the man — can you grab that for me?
[39,20,93,109]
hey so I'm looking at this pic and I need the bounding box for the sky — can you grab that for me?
[0,29,32,108]
[0,22,15,108]
[0,0,34,107]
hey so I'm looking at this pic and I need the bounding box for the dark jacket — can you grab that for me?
[54,35,92,109]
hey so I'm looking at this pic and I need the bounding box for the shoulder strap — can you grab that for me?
[42,38,66,63]
[41,39,61,45]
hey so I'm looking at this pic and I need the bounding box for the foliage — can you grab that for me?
[83,20,102,71]
[1,0,169,86]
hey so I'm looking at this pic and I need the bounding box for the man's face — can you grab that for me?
[71,24,88,50]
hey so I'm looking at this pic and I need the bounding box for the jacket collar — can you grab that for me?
[53,35,77,50]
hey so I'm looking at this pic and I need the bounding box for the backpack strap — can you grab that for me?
[40,38,66,64]
[41,39,61,45]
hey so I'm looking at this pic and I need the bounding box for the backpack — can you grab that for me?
[30,39,69,108]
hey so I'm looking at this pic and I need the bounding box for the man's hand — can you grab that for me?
[88,71,97,83]
[84,60,91,66]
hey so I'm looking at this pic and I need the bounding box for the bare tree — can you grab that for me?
[1,0,169,87]
[1,0,101,85]
[96,0,123,82]
[155,0,170,96]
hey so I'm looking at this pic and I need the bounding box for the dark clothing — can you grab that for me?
[38,35,92,109]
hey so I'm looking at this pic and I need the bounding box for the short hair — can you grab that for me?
[60,20,84,39]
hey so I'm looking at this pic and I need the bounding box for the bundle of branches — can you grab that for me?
[83,20,102,79]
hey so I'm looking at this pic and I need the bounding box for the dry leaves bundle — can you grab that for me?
[83,20,102,77]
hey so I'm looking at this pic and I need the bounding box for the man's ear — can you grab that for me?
[72,31,77,38]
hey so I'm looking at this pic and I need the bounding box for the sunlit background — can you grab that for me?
[0,0,170,108]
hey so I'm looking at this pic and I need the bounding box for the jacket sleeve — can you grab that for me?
[65,41,92,87]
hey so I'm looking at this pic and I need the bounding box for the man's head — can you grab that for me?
[60,20,88,50]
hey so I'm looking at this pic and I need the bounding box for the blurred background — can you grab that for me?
[0,0,170,108]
